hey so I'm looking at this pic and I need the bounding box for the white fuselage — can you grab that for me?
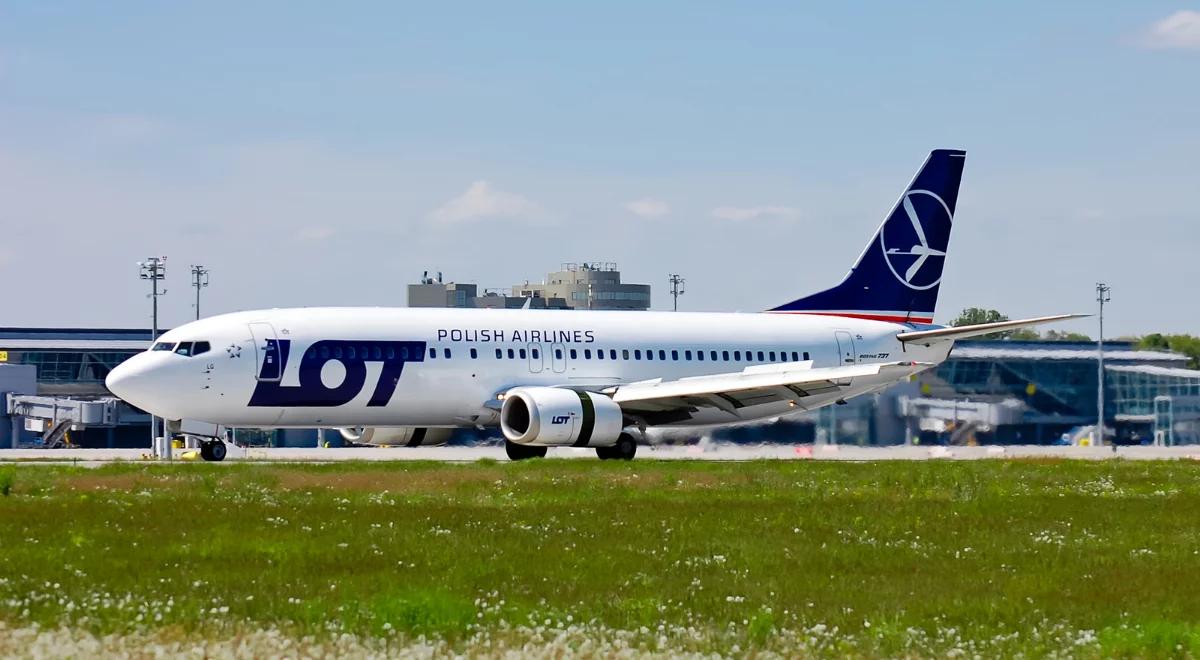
[106,307,951,431]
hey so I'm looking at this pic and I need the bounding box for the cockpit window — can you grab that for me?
[175,342,194,356]
[151,342,175,351]
[192,341,211,356]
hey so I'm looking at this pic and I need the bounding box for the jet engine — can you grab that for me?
[500,387,624,447]
[338,427,454,447]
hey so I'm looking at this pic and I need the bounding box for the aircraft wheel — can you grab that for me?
[202,440,227,462]
[614,433,638,461]
[595,445,617,460]
[505,440,547,461]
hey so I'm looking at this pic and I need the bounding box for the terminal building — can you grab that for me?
[1,327,153,448]
[775,340,1200,447]
[408,263,651,311]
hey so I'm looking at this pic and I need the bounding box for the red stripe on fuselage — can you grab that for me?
[768,311,934,324]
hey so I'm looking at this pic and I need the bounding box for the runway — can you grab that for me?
[3,443,1200,464]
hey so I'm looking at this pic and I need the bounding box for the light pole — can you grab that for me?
[190,265,209,320]
[1096,282,1111,447]
[668,273,686,311]
[138,257,167,454]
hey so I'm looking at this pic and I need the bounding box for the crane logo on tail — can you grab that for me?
[880,189,953,291]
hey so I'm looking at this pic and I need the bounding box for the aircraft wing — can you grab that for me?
[603,361,933,418]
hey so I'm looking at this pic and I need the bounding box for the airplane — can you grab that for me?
[105,149,1080,461]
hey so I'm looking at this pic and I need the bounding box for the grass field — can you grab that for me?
[2,459,1200,657]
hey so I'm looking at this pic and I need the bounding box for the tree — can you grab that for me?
[949,308,1095,342]
[1043,329,1092,342]
[1138,334,1200,369]
[949,308,1014,340]
[950,308,1008,327]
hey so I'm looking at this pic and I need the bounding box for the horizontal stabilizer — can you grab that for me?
[896,314,1088,345]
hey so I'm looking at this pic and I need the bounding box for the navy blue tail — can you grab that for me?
[770,149,966,324]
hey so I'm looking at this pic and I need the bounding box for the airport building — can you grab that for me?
[785,340,1200,447]
[408,263,651,311]
[1,327,153,448]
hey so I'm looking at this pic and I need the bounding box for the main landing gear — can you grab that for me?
[199,439,228,462]
[505,440,548,461]
[596,433,638,461]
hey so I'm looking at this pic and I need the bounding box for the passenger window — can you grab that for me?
[519,348,527,359]
[508,348,515,359]
[569,349,577,359]
[696,350,704,361]
[671,350,679,361]
[151,342,175,351]
[598,349,605,360]
[496,348,503,359]
[622,349,630,360]
[445,348,452,358]
[757,351,765,361]
[400,347,409,359]
[803,351,810,361]
[370,346,380,360]
[584,349,592,359]
[723,350,730,361]
[320,346,330,360]
[175,342,193,356]
[349,346,357,359]
[609,350,617,360]
[646,349,654,361]
[334,346,343,359]
[634,349,641,360]
[532,348,540,359]
[791,351,799,361]
[470,348,478,359]
[658,350,666,360]
[192,341,211,356]
[386,347,395,359]
[428,348,436,359]
[734,351,741,360]
[710,350,718,361]
[769,351,776,361]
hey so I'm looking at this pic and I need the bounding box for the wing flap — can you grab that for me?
[609,361,933,414]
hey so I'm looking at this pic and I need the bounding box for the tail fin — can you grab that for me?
[770,149,967,324]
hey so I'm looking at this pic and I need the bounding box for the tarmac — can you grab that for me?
[3,443,1200,465]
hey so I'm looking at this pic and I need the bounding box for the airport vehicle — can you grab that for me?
[106,149,1077,461]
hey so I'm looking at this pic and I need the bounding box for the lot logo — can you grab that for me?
[550,415,572,425]
[880,189,952,291]
[248,339,426,407]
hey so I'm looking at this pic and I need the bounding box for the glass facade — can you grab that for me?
[8,350,139,385]
[1109,367,1200,418]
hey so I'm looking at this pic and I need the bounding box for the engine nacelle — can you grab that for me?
[338,427,454,447]
[500,387,624,447]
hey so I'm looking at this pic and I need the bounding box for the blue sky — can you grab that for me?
[1,2,1198,337]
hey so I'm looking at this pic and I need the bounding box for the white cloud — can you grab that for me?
[624,198,670,218]
[428,180,542,224]
[296,226,336,241]
[711,205,800,222]
[1138,10,1200,50]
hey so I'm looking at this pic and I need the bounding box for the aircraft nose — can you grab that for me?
[105,355,159,410]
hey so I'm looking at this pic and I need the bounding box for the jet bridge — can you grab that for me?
[5,393,145,448]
